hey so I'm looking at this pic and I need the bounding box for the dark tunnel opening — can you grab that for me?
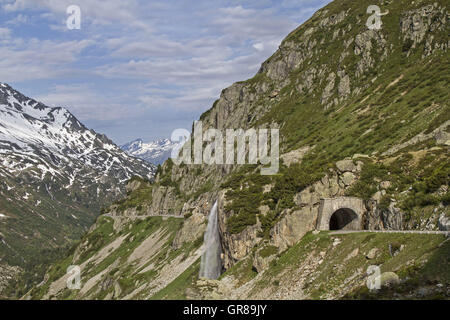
[329,208,358,230]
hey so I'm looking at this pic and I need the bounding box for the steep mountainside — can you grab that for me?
[0,84,155,294]
[30,0,449,300]
[121,139,179,165]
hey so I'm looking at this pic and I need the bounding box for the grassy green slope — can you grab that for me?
[219,0,449,234]
[27,214,204,300]
[214,232,449,299]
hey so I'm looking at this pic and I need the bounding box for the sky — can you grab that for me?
[0,0,331,145]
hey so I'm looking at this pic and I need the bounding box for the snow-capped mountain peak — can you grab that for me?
[0,83,154,180]
[0,83,156,268]
[121,138,179,165]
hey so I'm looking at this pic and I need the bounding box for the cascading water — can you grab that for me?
[199,201,222,279]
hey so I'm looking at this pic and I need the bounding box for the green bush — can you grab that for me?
[227,212,257,234]
[347,161,388,200]
[379,195,392,211]
[259,210,280,238]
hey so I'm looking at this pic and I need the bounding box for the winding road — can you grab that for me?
[329,229,449,236]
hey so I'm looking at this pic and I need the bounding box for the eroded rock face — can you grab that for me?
[172,213,206,250]
[365,199,404,231]
[150,186,178,214]
[321,72,336,105]
[400,4,448,57]
[353,30,387,78]
[0,264,22,294]
[125,180,142,193]
[271,207,318,252]
[281,146,312,167]
[294,172,351,208]
[218,191,262,269]
[337,70,351,99]
[221,224,262,270]
[253,247,277,273]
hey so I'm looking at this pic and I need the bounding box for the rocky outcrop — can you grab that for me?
[382,120,450,156]
[438,213,450,231]
[172,212,206,250]
[321,72,336,105]
[354,30,387,78]
[252,246,278,274]
[270,207,317,251]
[125,179,142,193]
[400,3,448,57]
[220,159,364,265]
[219,192,263,269]
[0,264,21,295]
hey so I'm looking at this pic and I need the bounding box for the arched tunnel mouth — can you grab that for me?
[329,208,358,230]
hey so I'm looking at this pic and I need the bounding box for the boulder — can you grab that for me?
[372,190,386,202]
[340,172,356,186]
[258,205,270,215]
[332,238,341,247]
[336,159,357,173]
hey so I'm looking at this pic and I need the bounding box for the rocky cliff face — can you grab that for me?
[30,0,449,300]
[196,0,449,272]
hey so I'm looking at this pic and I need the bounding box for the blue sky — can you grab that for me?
[0,0,330,145]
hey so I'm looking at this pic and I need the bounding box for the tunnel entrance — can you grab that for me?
[329,208,358,230]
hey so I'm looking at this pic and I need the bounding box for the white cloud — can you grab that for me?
[0,0,330,142]
[35,84,138,122]
[1,0,27,12]
[5,13,28,25]
[0,27,11,38]
[0,38,94,81]
[1,0,154,31]
[253,42,264,51]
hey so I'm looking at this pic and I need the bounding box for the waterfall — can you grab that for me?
[199,201,222,279]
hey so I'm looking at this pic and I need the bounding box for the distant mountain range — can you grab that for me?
[121,138,179,165]
[0,83,155,274]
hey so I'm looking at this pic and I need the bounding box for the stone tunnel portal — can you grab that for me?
[316,197,365,231]
[329,208,359,230]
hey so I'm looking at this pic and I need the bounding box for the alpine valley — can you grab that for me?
[4,0,450,300]
[0,83,155,296]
